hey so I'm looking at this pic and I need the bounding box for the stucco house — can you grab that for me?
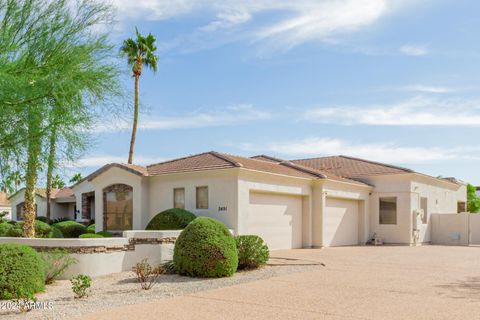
[9,187,76,221]
[10,152,466,249]
[0,192,11,220]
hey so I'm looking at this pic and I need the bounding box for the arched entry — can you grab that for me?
[103,184,133,231]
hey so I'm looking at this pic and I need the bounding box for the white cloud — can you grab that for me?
[240,137,478,164]
[93,104,271,133]
[111,0,415,52]
[69,155,166,168]
[303,96,480,126]
[400,44,429,56]
[402,85,453,94]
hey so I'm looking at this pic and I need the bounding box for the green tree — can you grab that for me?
[467,184,480,213]
[69,173,83,184]
[0,0,120,237]
[121,28,158,164]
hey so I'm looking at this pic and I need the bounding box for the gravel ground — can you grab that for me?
[0,264,321,320]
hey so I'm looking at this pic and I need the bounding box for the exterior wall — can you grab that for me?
[72,180,96,221]
[89,167,144,232]
[237,170,312,246]
[0,205,11,220]
[10,191,46,220]
[147,169,238,230]
[410,177,466,244]
[0,230,180,278]
[431,213,469,245]
[359,173,466,245]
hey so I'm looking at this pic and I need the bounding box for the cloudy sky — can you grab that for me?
[70,0,480,184]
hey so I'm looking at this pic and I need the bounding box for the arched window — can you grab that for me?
[103,184,133,231]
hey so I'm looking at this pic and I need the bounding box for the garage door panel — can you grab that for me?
[248,192,302,250]
[325,198,358,247]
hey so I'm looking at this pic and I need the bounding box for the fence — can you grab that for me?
[431,213,480,246]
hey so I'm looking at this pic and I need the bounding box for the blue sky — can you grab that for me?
[69,0,480,184]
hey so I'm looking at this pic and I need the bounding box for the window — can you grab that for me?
[420,197,428,224]
[379,197,397,224]
[458,201,466,213]
[174,188,185,209]
[103,184,133,231]
[196,186,208,209]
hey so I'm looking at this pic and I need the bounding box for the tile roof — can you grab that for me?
[291,155,413,178]
[0,192,10,206]
[8,187,74,200]
[148,151,369,186]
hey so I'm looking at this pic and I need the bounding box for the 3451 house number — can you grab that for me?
[218,206,227,212]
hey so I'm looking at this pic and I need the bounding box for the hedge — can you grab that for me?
[79,233,104,238]
[6,220,54,238]
[146,208,196,230]
[173,217,238,278]
[51,221,87,238]
[0,243,45,299]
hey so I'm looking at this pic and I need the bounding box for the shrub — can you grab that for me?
[6,220,53,238]
[70,274,91,299]
[96,231,113,237]
[7,220,16,225]
[146,208,196,230]
[0,211,8,223]
[132,258,165,290]
[86,224,95,234]
[0,222,13,236]
[51,226,64,238]
[40,249,78,284]
[51,217,72,225]
[173,217,238,278]
[0,243,45,299]
[52,221,87,238]
[235,235,270,270]
[79,233,103,238]
[36,216,48,223]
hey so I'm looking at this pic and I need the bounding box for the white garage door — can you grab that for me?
[324,198,359,247]
[247,192,303,250]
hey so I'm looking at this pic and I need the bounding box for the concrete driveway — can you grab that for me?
[82,246,480,320]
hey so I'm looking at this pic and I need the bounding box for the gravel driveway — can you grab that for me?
[74,245,480,320]
[0,263,320,320]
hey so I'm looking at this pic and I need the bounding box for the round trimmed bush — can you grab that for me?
[79,233,103,238]
[235,235,270,270]
[51,221,87,238]
[86,224,95,234]
[0,243,45,299]
[0,222,13,237]
[173,217,238,278]
[146,208,196,230]
[6,220,53,238]
[36,216,48,223]
[51,226,64,238]
[96,231,113,237]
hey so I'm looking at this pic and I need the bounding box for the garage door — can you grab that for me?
[247,192,302,250]
[324,198,359,246]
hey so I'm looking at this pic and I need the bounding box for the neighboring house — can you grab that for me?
[64,151,465,249]
[0,192,12,220]
[10,188,76,221]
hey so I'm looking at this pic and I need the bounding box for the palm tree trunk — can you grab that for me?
[23,120,41,238]
[45,126,57,222]
[128,74,140,164]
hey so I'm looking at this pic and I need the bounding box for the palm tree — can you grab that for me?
[120,28,158,164]
[69,173,83,184]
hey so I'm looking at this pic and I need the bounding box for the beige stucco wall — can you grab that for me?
[10,191,46,220]
[147,169,238,230]
[431,213,469,245]
[0,205,11,220]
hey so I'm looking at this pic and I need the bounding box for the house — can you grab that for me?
[9,152,466,249]
[0,192,11,220]
[9,187,76,221]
